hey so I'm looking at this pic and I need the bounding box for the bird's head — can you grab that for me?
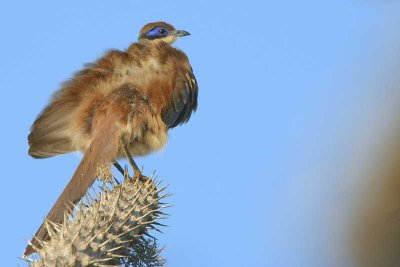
[138,22,190,44]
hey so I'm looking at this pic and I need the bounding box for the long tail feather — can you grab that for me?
[24,110,121,256]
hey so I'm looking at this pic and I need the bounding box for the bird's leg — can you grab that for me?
[123,146,142,179]
[113,161,125,176]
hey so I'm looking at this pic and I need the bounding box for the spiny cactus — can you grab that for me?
[25,171,169,267]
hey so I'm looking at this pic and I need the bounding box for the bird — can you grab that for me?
[24,21,198,256]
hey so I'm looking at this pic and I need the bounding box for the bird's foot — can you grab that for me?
[133,169,141,178]
[133,169,146,181]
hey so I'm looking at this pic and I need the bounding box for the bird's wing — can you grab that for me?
[24,86,125,256]
[28,95,79,158]
[161,63,198,128]
[28,50,131,158]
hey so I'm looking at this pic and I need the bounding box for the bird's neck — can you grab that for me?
[127,39,174,56]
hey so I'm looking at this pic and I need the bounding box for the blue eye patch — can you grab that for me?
[146,26,169,38]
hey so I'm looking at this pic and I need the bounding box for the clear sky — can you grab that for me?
[1,1,400,266]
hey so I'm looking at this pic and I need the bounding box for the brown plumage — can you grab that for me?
[24,21,198,256]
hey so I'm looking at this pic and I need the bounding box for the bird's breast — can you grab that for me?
[70,46,178,156]
[119,109,168,157]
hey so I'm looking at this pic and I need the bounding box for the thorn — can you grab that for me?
[19,256,32,262]
[155,185,169,194]
[143,231,157,239]
[124,165,130,180]
[147,225,163,233]
[44,220,56,238]
[159,204,174,209]
[71,216,86,245]
[85,194,91,207]
[110,253,128,258]
[152,222,168,227]
[89,257,115,265]
[30,235,45,247]
[154,211,169,216]
[155,179,165,187]
[106,245,125,252]
[86,190,96,203]
[113,176,121,185]
[25,239,41,255]
[65,202,76,215]
[47,220,62,233]
[153,215,169,221]
[158,193,172,200]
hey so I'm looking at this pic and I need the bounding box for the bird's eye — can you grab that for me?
[146,26,169,39]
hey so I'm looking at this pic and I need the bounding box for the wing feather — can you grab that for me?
[161,65,198,128]
[28,49,131,158]
[28,99,77,158]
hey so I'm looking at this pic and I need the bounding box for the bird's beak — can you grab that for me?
[171,30,190,37]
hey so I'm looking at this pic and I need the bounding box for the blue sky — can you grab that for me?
[1,1,400,266]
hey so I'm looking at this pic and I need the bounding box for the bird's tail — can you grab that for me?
[24,112,121,257]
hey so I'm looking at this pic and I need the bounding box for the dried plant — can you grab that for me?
[25,170,169,267]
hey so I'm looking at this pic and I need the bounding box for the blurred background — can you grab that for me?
[1,0,400,266]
